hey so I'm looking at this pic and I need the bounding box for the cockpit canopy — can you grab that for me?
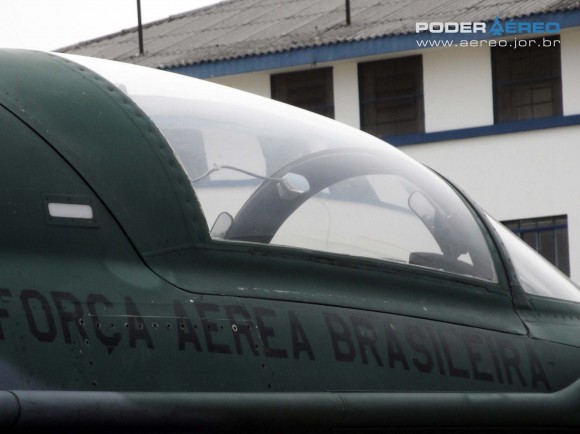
[68,55,500,282]
[63,54,580,304]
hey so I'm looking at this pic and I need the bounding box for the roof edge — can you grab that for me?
[168,8,580,78]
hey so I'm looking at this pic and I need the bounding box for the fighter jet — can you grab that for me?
[0,49,578,432]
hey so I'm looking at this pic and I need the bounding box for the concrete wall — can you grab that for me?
[423,46,494,132]
[210,72,271,98]
[333,62,360,129]
[562,28,580,116]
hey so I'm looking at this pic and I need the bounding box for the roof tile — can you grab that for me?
[59,0,580,69]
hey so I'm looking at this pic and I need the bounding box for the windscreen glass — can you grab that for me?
[68,55,497,282]
[488,217,580,302]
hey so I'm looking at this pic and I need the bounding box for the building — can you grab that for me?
[60,0,580,280]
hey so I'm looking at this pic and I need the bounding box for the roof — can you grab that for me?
[59,0,580,70]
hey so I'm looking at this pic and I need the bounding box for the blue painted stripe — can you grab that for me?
[385,114,580,147]
[511,224,568,235]
[169,9,580,79]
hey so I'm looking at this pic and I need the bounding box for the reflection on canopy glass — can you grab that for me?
[71,55,496,282]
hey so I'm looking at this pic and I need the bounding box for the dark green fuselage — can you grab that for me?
[0,49,579,431]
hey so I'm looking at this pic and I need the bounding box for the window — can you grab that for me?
[271,68,334,118]
[502,215,570,276]
[358,56,424,137]
[492,35,562,123]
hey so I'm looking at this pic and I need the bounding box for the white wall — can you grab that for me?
[423,46,494,132]
[403,124,580,280]
[333,62,360,128]
[561,28,580,116]
[209,73,271,98]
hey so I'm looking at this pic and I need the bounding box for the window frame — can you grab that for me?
[502,215,570,276]
[358,55,425,138]
[270,67,335,118]
[491,35,563,123]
